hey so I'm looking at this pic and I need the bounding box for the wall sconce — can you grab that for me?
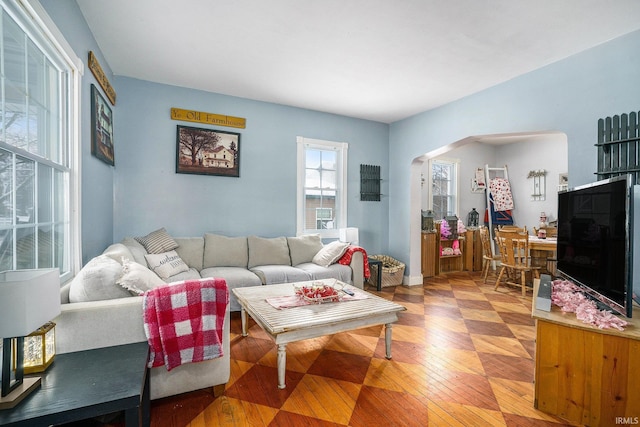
[527,169,547,201]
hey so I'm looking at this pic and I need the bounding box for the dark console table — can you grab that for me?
[0,342,150,427]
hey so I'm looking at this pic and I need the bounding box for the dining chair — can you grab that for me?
[498,225,527,233]
[479,226,501,283]
[494,228,540,296]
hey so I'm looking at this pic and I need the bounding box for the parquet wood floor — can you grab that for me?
[78,271,579,426]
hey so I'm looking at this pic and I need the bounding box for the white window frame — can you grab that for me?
[428,157,459,219]
[1,0,82,283]
[296,136,348,239]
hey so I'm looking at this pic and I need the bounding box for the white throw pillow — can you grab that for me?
[68,255,132,302]
[116,258,165,295]
[312,240,350,267]
[144,250,189,280]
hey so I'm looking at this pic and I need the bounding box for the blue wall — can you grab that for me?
[112,78,389,248]
[41,0,389,263]
[388,30,640,278]
[40,0,116,264]
[41,1,640,274]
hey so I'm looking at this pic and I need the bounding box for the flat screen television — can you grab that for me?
[556,174,636,318]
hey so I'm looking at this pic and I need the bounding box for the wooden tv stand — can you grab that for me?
[532,280,640,426]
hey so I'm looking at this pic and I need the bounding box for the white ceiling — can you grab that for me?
[76,0,640,124]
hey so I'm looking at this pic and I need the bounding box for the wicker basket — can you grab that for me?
[369,255,405,287]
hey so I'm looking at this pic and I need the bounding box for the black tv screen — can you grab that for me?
[556,174,633,317]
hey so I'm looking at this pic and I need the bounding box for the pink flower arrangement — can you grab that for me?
[551,279,628,331]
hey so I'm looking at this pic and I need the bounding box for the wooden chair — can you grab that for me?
[494,228,540,296]
[498,225,527,233]
[479,226,501,283]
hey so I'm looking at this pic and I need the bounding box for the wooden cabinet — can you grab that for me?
[421,228,483,277]
[421,232,437,277]
[439,236,464,273]
[532,283,640,426]
[464,228,483,272]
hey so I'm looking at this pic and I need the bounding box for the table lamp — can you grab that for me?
[339,227,359,246]
[0,269,60,409]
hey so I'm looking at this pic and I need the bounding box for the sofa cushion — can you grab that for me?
[174,237,204,270]
[165,267,202,283]
[120,237,148,265]
[295,262,353,284]
[312,240,349,267]
[102,243,135,264]
[135,227,179,254]
[250,265,312,285]
[203,234,248,268]
[116,258,165,295]
[248,236,291,269]
[144,250,190,280]
[200,266,263,312]
[69,255,132,302]
[287,234,323,266]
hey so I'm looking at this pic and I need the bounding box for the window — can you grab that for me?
[0,1,80,282]
[429,159,458,220]
[297,137,347,238]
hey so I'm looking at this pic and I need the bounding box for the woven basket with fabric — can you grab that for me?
[369,255,405,287]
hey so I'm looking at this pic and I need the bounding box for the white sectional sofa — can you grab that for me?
[54,231,365,400]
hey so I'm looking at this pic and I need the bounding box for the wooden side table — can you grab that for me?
[0,342,150,427]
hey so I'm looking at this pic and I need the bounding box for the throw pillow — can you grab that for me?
[116,258,165,295]
[144,250,190,280]
[247,236,291,269]
[287,234,323,266]
[102,243,135,264]
[312,240,350,267]
[68,255,132,303]
[134,227,179,254]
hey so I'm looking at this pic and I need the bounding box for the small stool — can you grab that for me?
[367,257,383,291]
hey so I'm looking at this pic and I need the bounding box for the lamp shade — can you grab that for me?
[339,227,359,245]
[0,269,60,339]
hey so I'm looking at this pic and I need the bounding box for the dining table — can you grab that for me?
[528,235,557,275]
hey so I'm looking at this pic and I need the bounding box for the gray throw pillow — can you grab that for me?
[134,227,179,254]
[287,234,323,266]
[248,236,291,268]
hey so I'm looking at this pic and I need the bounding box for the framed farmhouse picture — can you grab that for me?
[90,84,115,165]
[176,125,240,177]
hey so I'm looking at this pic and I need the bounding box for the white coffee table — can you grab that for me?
[232,279,406,389]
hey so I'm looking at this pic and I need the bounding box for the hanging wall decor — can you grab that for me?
[527,169,546,201]
[90,84,115,166]
[88,51,116,105]
[360,164,381,201]
[176,125,240,177]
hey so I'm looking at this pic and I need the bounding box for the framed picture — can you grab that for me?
[176,125,240,177]
[90,84,114,165]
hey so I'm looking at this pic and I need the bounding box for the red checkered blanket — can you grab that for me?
[143,278,229,371]
[338,245,370,279]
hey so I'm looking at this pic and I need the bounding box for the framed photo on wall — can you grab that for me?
[176,125,240,177]
[90,84,115,166]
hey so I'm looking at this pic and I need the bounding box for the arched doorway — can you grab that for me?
[406,131,567,285]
